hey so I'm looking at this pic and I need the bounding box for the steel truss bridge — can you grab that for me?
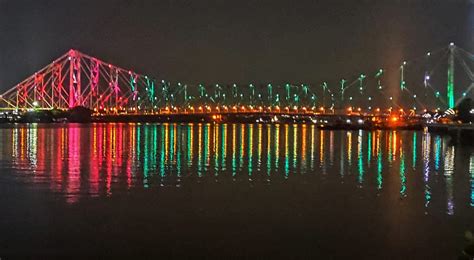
[1,43,474,116]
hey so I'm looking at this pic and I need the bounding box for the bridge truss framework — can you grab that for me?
[1,44,474,114]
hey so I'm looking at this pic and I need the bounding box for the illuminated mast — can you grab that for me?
[447,42,455,108]
[267,84,273,105]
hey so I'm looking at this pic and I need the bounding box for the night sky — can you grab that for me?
[0,0,473,100]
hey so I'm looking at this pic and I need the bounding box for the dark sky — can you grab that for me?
[0,0,473,99]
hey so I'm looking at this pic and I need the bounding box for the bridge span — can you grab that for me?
[0,43,472,128]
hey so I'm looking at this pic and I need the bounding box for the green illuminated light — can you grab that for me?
[447,44,455,108]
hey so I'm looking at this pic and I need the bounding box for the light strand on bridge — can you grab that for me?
[1,43,471,115]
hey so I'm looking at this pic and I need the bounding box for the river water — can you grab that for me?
[0,123,473,258]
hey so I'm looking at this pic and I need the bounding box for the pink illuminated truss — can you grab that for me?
[0,49,157,112]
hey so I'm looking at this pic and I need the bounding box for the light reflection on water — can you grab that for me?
[0,123,473,213]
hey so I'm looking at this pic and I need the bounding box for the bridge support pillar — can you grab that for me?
[68,50,81,108]
[447,43,455,108]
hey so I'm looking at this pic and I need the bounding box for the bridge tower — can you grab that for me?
[68,49,81,108]
[0,49,157,112]
[447,43,455,108]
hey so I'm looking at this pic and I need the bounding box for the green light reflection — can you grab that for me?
[434,136,441,171]
[470,154,474,207]
[400,148,406,197]
[357,130,364,184]
[232,124,237,177]
[267,124,272,177]
[221,124,227,171]
[143,126,149,187]
[376,134,383,190]
[248,124,254,178]
[412,132,417,169]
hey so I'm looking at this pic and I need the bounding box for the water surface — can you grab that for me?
[0,123,473,258]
